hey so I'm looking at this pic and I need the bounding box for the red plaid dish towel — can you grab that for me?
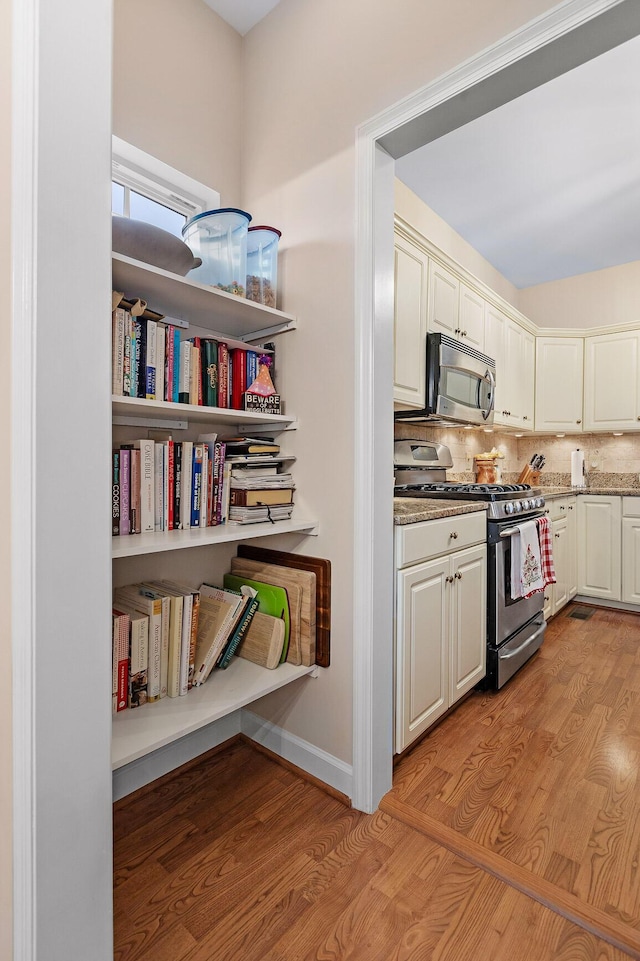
[536,515,556,588]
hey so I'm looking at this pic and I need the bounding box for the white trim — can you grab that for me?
[242,710,353,798]
[11,0,38,954]
[112,135,221,216]
[352,0,631,813]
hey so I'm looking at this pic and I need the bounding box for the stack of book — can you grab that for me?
[112,435,232,535]
[222,436,296,525]
[111,580,270,711]
[112,305,269,411]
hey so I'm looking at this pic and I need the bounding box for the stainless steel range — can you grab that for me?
[394,441,547,689]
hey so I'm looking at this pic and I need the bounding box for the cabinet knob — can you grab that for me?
[555,533,560,539]
[544,595,549,602]
[450,531,458,539]
[446,575,454,584]
[455,571,462,580]
[560,506,565,511]
[463,330,467,337]
[454,328,460,335]
[576,420,581,424]
[568,506,573,510]
[523,416,528,421]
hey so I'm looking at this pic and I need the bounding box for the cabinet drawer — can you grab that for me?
[396,511,486,569]
[548,494,576,522]
[623,496,640,517]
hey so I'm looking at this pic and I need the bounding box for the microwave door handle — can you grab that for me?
[480,367,496,421]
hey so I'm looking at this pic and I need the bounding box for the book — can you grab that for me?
[114,586,163,701]
[113,603,149,708]
[134,316,145,399]
[155,323,165,405]
[144,582,184,698]
[123,311,132,396]
[145,319,157,400]
[112,451,120,536]
[129,447,141,534]
[160,580,197,695]
[220,436,280,455]
[199,445,209,528]
[228,504,294,524]
[112,307,126,396]
[172,440,181,529]
[119,447,130,536]
[192,584,245,686]
[220,459,232,523]
[191,443,203,527]
[178,338,191,405]
[154,442,164,531]
[217,342,229,408]
[230,347,247,409]
[230,465,280,478]
[138,583,171,698]
[246,349,259,388]
[180,440,193,529]
[112,609,130,713]
[230,473,293,489]
[217,594,259,669]
[198,433,218,526]
[134,439,155,533]
[165,323,175,402]
[229,487,294,507]
[189,340,200,406]
[201,339,218,407]
[213,441,226,525]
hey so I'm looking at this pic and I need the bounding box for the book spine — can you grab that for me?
[187,592,199,688]
[137,439,155,533]
[145,319,157,400]
[199,447,208,528]
[179,339,190,405]
[201,339,218,407]
[217,342,229,408]
[178,594,192,696]
[167,440,175,532]
[189,342,200,406]
[191,444,203,527]
[180,441,193,529]
[229,487,294,506]
[167,594,184,698]
[128,615,148,708]
[165,324,175,402]
[154,443,164,532]
[218,596,259,669]
[220,460,232,523]
[230,347,247,410]
[246,349,259,390]
[119,448,131,536]
[112,451,120,536]
[114,612,129,712]
[173,441,182,530]
[161,443,169,532]
[135,317,146,399]
[155,323,165,405]
[147,606,162,701]
[123,311,132,396]
[112,308,125,396]
[172,328,181,402]
[129,448,141,534]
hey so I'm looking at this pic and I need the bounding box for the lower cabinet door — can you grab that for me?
[577,496,622,601]
[551,517,569,614]
[450,544,487,703]
[395,557,449,754]
[622,516,640,604]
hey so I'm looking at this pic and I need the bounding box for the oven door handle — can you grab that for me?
[500,526,521,537]
[500,621,545,660]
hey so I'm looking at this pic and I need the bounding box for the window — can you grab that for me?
[111,136,220,238]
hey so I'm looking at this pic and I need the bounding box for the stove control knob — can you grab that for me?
[513,501,522,513]
[505,502,515,515]
[539,496,545,509]
[521,499,530,510]
[534,497,543,509]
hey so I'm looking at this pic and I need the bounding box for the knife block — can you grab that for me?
[517,466,542,485]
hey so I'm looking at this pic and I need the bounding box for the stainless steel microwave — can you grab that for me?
[395,333,496,427]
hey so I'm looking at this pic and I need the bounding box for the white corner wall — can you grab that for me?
[519,259,640,328]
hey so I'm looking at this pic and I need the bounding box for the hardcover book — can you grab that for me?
[112,609,130,713]
[114,586,163,702]
[134,439,155,533]
[192,584,245,686]
[229,487,294,507]
[113,603,149,708]
[217,594,259,669]
[201,339,218,407]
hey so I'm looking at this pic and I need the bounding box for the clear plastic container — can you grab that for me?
[245,226,281,307]
[182,208,252,295]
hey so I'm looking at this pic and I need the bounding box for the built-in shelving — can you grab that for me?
[112,518,318,558]
[113,253,297,340]
[111,659,317,768]
[112,394,296,429]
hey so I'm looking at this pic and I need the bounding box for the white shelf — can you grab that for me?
[111,659,317,769]
[112,518,319,558]
[112,394,295,429]
[112,253,297,340]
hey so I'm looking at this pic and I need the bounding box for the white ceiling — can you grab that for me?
[202,0,282,35]
[395,34,640,290]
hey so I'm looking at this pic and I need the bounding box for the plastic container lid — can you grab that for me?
[248,225,281,237]
[183,207,252,231]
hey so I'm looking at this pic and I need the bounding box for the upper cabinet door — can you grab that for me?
[459,283,485,352]
[484,303,507,427]
[535,337,584,432]
[428,261,459,339]
[520,327,535,430]
[393,232,428,409]
[584,330,640,431]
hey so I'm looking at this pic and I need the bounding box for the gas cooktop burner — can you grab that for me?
[394,481,546,521]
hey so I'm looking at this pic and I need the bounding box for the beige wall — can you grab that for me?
[0,0,11,951]
[240,0,559,760]
[113,0,243,205]
[519,260,640,330]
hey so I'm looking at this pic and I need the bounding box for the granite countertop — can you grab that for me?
[542,487,640,497]
[394,498,487,525]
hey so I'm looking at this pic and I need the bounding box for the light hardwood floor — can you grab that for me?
[114,604,640,960]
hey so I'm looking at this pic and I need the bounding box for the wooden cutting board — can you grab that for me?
[230,557,315,667]
[237,612,285,670]
[237,546,331,667]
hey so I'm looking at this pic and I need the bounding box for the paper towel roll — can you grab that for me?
[571,449,585,487]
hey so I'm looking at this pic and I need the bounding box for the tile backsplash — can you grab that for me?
[394,423,640,484]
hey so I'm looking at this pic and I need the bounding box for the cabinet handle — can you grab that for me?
[454,328,460,335]
[446,575,454,584]
[463,330,467,337]
[455,571,462,580]
[560,506,565,511]
[568,506,573,511]
[450,531,458,539]
[523,416,528,421]
[544,595,549,601]
[555,533,560,539]
[576,420,581,424]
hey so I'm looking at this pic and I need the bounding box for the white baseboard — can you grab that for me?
[241,709,353,799]
[112,707,353,802]
[574,595,640,614]
[112,711,242,801]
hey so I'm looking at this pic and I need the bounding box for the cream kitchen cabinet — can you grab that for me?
[584,330,640,431]
[427,262,484,350]
[535,337,584,432]
[393,228,429,409]
[577,495,622,601]
[395,512,486,754]
[622,497,640,604]
[485,307,534,430]
[546,495,577,617]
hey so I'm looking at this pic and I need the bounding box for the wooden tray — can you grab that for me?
[237,546,331,667]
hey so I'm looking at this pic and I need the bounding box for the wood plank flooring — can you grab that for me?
[114,604,640,960]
